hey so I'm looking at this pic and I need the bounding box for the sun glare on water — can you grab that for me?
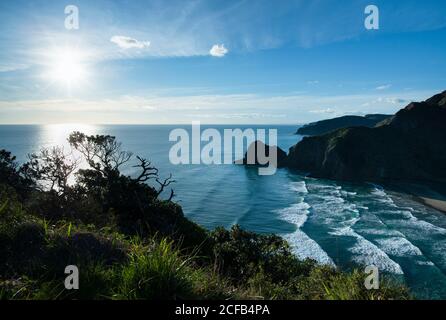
[41,123,98,146]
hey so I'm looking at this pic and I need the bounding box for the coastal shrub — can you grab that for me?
[31,263,116,300]
[0,150,33,197]
[294,266,410,300]
[210,225,317,284]
[0,198,126,282]
[241,270,295,299]
[116,238,198,299]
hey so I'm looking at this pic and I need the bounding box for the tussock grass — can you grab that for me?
[116,238,196,299]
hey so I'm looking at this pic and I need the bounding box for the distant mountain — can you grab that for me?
[296,114,391,136]
[287,91,446,183]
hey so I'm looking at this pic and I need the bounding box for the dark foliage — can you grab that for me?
[0,149,33,197]
[210,225,317,284]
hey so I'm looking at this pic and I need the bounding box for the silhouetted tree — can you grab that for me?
[66,132,179,234]
[25,147,79,196]
[68,132,132,177]
[0,149,33,196]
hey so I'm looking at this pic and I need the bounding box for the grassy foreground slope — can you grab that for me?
[0,133,409,300]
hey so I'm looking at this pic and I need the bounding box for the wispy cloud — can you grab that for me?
[362,97,408,107]
[209,44,228,57]
[376,84,392,90]
[0,90,434,124]
[110,36,151,49]
[309,108,335,114]
[384,97,407,104]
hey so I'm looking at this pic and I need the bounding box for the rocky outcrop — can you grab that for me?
[287,91,446,183]
[296,114,391,136]
[236,140,288,168]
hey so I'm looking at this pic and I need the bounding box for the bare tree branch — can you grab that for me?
[155,173,175,198]
[133,156,159,182]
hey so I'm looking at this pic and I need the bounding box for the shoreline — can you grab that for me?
[416,196,446,214]
[387,182,446,214]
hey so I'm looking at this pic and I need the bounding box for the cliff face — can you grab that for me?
[296,114,391,136]
[287,91,446,183]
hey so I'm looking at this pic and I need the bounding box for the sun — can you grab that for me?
[44,46,89,88]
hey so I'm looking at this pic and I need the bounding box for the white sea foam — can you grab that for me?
[416,261,435,266]
[372,187,446,235]
[341,190,358,197]
[328,217,404,274]
[374,237,423,257]
[349,237,404,274]
[365,186,446,270]
[359,227,404,237]
[279,201,310,228]
[310,190,359,228]
[283,232,335,266]
[278,202,333,266]
[344,203,359,213]
[331,221,404,274]
[277,182,334,266]
[400,210,446,235]
[307,183,404,274]
[371,187,398,207]
[284,181,446,274]
[289,181,308,194]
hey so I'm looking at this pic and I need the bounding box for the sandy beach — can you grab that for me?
[389,182,446,214]
[419,197,446,213]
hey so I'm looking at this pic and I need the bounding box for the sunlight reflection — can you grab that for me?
[39,123,98,148]
[36,124,100,185]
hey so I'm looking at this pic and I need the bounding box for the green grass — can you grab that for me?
[116,238,197,299]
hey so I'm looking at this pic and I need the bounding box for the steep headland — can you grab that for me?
[287,91,446,184]
[296,114,391,136]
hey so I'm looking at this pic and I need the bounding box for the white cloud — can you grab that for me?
[209,44,228,57]
[363,97,408,107]
[385,97,407,104]
[309,108,336,114]
[376,84,392,90]
[307,80,319,85]
[110,36,151,49]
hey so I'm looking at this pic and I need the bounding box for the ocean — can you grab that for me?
[1,124,446,299]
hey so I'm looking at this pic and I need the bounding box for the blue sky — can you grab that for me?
[0,0,445,124]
